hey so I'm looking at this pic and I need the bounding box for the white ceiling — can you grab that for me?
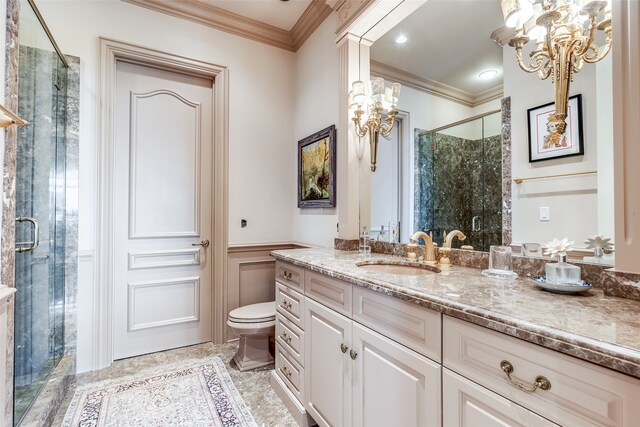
[200,0,313,30]
[371,0,504,97]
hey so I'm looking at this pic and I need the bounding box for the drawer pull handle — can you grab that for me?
[281,366,292,379]
[280,332,292,343]
[340,343,348,353]
[280,300,292,310]
[500,360,551,392]
[283,270,292,280]
[350,350,358,360]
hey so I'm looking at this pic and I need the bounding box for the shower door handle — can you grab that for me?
[472,216,481,232]
[15,216,40,253]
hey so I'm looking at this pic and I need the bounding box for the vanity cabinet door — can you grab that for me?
[443,369,559,427]
[352,323,441,427]
[304,297,352,427]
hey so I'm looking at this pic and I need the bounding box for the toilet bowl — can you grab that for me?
[227,301,276,371]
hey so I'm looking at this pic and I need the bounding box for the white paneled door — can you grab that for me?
[114,61,213,359]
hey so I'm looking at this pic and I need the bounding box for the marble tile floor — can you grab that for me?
[52,342,297,427]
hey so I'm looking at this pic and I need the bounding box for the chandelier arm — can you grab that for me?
[577,15,600,57]
[352,118,368,137]
[515,48,546,74]
[571,54,584,75]
[528,50,551,75]
[583,34,612,63]
[537,65,552,80]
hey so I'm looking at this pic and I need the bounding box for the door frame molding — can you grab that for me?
[95,38,228,369]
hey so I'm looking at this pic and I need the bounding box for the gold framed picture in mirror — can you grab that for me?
[527,95,584,162]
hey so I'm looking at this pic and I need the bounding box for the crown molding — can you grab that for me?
[371,60,503,108]
[291,0,334,51]
[123,0,332,52]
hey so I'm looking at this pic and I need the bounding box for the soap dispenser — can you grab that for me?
[543,238,581,284]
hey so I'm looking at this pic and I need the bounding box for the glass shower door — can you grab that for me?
[414,111,502,252]
[13,0,68,423]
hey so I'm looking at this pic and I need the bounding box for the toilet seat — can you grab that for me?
[227,319,275,330]
[228,301,275,324]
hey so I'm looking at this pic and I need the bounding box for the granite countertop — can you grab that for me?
[271,248,640,379]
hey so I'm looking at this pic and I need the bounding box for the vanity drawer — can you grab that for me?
[353,286,441,363]
[276,281,305,328]
[304,270,352,317]
[276,261,304,292]
[443,316,640,427]
[276,343,304,402]
[276,311,304,366]
[443,368,559,427]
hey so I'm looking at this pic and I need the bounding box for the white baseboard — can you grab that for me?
[270,370,316,427]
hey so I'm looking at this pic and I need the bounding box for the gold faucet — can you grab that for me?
[438,230,467,268]
[443,230,466,249]
[409,231,437,264]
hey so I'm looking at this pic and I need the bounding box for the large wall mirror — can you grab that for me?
[358,0,614,265]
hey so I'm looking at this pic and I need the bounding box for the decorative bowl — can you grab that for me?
[530,275,592,294]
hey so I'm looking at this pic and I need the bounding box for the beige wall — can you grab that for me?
[292,15,340,247]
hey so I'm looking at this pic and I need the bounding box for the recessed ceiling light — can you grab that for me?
[395,35,408,44]
[478,69,499,80]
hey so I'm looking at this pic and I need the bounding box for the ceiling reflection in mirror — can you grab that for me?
[360,0,614,265]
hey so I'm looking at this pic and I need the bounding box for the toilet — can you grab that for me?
[227,301,276,371]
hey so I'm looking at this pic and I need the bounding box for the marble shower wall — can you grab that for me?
[414,126,502,252]
[2,0,80,422]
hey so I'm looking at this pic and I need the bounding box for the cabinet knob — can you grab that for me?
[350,349,358,360]
[283,270,292,280]
[500,360,551,392]
[280,300,292,310]
[280,332,291,343]
[340,343,348,353]
[281,365,292,379]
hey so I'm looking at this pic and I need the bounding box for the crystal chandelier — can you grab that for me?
[349,78,401,172]
[501,0,612,134]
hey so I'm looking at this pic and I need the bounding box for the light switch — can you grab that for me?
[539,207,550,221]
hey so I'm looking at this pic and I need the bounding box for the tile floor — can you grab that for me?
[52,342,296,426]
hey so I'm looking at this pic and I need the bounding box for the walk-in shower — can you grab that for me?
[415,110,503,252]
[13,0,69,424]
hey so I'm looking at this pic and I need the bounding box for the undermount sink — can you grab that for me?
[356,261,439,275]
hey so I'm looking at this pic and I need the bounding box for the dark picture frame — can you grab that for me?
[527,94,584,162]
[298,125,336,208]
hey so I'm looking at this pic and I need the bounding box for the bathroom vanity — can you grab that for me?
[270,248,640,427]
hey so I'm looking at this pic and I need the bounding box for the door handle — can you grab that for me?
[472,216,481,232]
[15,216,40,253]
[192,239,210,248]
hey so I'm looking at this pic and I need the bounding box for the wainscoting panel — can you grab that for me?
[226,244,306,342]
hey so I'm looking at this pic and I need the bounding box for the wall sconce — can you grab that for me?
[502,0,612,135]
[0,103,28,128]
[349,77,401,172]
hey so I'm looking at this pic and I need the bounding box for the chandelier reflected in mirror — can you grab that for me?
[349,78,401,172]
[501,0,612,134]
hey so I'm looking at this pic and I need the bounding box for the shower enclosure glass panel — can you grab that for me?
[13,1,68,424]
[415,111,502,252]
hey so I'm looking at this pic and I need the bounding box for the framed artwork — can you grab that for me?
[527,94,584,162]
[298,125,336,208]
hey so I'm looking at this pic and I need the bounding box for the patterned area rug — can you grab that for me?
[62,357,257,427]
